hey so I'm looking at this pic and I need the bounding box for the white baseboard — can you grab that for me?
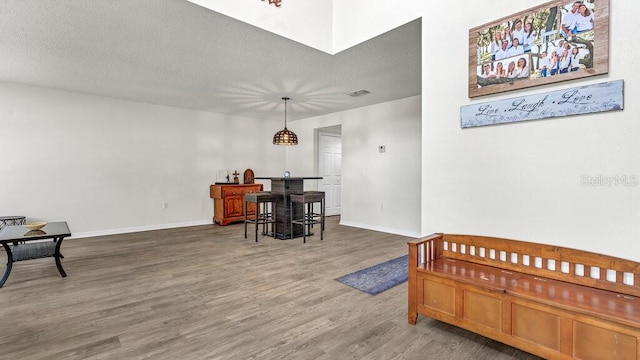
[69,220,212,239]
[338,220,420,238]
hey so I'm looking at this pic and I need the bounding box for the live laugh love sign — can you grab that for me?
[460,80,623,128]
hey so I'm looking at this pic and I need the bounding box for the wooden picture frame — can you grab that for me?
[469,0,609,98]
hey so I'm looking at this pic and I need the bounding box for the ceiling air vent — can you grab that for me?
[346,89,371,97]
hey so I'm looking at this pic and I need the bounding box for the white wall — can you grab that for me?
[332,0,423,53]
[186,0,422,54]
[186,0,333,53]
[421,0,640,260]
[287,96,422,237]
[0,82,284,237]
[0,81,420,239]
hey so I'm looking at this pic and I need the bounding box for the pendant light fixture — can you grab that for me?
[273,97,298,145]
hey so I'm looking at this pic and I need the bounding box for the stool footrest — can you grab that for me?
[289,191,325,243]
[244,192,278,242]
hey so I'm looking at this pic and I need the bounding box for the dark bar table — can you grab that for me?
[255,177,321,239]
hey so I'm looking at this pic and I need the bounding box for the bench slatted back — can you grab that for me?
[409,233,640,298]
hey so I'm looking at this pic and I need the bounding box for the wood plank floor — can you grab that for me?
[0,217,542,359]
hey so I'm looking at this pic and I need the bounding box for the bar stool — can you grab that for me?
[300,191,325,232]
[244,192,278,242]
[289,191,325,243]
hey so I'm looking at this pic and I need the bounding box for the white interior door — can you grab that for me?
[318,133,341,216]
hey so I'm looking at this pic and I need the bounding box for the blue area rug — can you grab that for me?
[335,255,408,295]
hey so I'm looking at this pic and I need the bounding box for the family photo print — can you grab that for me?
[469,0,609,98]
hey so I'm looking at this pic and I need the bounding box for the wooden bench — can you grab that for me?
[408,233,640,360]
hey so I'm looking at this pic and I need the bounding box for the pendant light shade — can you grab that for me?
[273,97,298,145]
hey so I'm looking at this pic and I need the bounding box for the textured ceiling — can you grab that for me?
[0,0,421,122]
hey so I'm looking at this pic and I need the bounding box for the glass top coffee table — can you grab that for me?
[0,221,71,288]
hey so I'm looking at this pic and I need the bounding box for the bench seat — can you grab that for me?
[420,257,521,293]
[508,273,640,329]
[408,233,640,360]
[423,259,640,328]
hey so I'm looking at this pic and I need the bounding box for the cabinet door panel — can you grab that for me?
[225,196,244,217]
[463,290,502,331]
[512,303,560,351]
[423,278,455,315]
[573,321,636,360]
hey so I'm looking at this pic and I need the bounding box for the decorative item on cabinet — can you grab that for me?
[244,169,255,184]
[210,183,263,225]
[216,169,230,183]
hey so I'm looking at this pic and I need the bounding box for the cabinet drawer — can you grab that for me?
[221,185,261,197]
[222,187,242,197]
[242,186,261,195]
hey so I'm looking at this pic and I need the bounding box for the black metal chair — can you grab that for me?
[289,191,325,243]
[244,192,278,242]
